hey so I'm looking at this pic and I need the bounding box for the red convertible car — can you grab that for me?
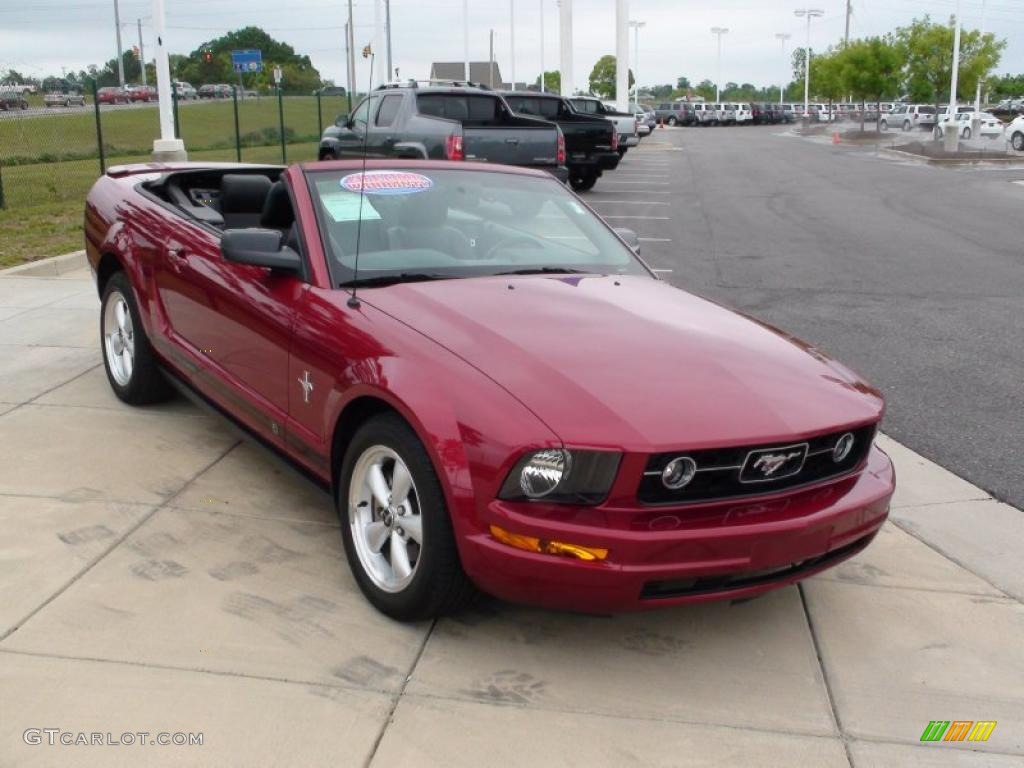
[85,159,895,620]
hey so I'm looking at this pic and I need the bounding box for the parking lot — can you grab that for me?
[1,128,1022,766]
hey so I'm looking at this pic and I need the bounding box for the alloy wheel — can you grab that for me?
[348,445,423,593]
[102,290,135,386]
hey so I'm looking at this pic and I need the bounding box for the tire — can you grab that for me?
[100,272,172,405]
[667,117,677,126]
[337,413,474,621]
[569,172,597,192]
[879,120,888,132]
[617,147,627,157]
[319,149,338,161]
[903,120,911,132]
[963,127,971,140]
[1013,132,1024,152]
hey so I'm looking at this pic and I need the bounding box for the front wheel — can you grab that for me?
[879,120,888,132]
[1012,132,1024,152]
[903,120,912,132]
[338,414,474,621]
[569,172,597,192]
[962,127,972,140]
[667,117,677,126]
[100,272,172,405]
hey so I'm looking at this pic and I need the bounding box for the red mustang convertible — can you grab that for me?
[85,159,894,620]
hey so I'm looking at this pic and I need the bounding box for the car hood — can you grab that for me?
[366,275,883,451]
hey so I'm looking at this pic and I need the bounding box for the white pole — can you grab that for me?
[464,0,470,81]
[558,0,573,96]
[373,0,383,90]
[151,0,185,159]
[615,0,628,111]
[347,0,356,97]
[384,0,393,81]
[138,18,147,87]
[114,0,125,87]
[510,0,516,88]
[804,15,811,116]
[776,33,790,105]
[539,0,545,92]
[629,21,644,103]
[944,0,962,149]
[710,27,727,103]
[974,0,986,115]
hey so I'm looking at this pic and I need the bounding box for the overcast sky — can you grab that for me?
[1,0,1021,92]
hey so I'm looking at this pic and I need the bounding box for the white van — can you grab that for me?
[731,102,753,124]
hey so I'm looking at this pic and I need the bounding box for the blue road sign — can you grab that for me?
[231,49,263,74]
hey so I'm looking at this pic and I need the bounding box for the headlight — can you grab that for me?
[499,449,621,504]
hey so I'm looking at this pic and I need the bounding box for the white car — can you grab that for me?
[1006,115,1024,151]
[731,102,753,124]
[934,112,1004,140]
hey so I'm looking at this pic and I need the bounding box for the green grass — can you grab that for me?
[0,141,319,268]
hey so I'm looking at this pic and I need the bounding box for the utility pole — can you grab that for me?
[489,30,495,88]
[974,0,987,119]
[794,8,823,122]
[710,27,728,103]
[776,33,791,105]
[510,0,516,88]
[558,0,573,97]
[347,0,356,102]
[844,0,851,45]
[615,0,628,112]
[137,18,147,87]
[113,0,125,87]
[344,21,352,107]
[463,0,470,81]
[629,20,645,104]
[944,0,963,151]
[539,0,545,92]
[151,0,185,160]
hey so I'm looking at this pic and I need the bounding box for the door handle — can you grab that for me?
[166,247,186,273]
[505,137,520,145]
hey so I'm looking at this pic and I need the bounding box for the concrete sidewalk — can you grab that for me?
[0,267,1021,767]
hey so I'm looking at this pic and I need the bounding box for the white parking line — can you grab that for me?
[601,215,671,220]
[651,268,674,273]
[639,237,673,242]
[587,200,670,205]
[601,181,671,185]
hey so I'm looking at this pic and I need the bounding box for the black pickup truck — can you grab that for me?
[501,91,620,192]
[319,82,569,183]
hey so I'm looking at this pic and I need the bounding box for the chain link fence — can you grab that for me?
[0,82,352,211]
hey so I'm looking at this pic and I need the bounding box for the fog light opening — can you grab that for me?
[489,525,608,561]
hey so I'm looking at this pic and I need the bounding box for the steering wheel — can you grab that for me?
[483,236,544,260]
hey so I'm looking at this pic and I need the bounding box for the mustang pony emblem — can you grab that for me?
[298,371,314,404]
[752,451,803,478]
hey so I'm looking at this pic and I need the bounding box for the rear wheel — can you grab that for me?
[319,149,338,161]
[963,127,972,140]
[569,172,598,192]
[1013,132,1024,151]
[903,120,912,132]
[667,117,677,126]
[100,272,172,405]
[879,120,888,132]
[338,414,474,621]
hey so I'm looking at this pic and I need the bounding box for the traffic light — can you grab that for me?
[200,46,213,64]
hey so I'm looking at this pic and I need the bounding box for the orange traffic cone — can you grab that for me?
[832,131,841,144]
[658,118,664,129]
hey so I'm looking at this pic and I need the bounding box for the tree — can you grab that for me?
[897,16,1004,104]
[838,36,902,131]
[809,48,844,117]
[535,70,561,92]
[676,76,691,90]
[694,79,715,101]
[588,55,634,100]
[989,73,1024,101]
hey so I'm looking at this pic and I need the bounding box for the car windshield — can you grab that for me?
[307,168,652,287]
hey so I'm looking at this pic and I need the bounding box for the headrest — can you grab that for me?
[261,181,295,229]
[220,174,273,214]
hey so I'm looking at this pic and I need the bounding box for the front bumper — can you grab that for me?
[460,443,894,613]
[596,151,621,172]
[620,134,640,148]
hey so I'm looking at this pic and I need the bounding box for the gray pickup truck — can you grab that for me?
[319,83,569,183]
[568,97,639,155]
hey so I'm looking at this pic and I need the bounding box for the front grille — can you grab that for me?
[638,424,876,505]
[640,533,873,600]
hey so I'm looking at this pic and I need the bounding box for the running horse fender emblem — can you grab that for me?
[752,451,803,478]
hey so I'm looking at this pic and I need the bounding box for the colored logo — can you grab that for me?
[340,171,434,196]
[920,721,996,743]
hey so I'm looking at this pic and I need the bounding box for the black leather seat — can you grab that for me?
[387,193,471,259]
[260,181,300,251]
[220,174,273,229]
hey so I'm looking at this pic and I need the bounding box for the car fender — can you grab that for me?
[392,141,428,159]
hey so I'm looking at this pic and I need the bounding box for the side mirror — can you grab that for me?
[334,113,350,127]
[614,227,641,254]
[221,229,301,274]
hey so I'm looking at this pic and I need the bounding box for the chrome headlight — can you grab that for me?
[499,449,621,504]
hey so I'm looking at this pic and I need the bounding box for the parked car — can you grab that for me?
[709,103,735,125]
[879,104,936,132]
[750,103,771,125]
[502,90,620,191]
[96,86,128,105]
[43,91,86,108]
[1006,115,1024,150]
[692,102,717,126]
[654,102,694,126]
[731,102,753,125]
[569,97,639,155]
[125,84,156,102]
[934,111,1004,139]
[173,81,198,100]
[320,83,568,183]
[0,90,29,110]
[85,158,895,619]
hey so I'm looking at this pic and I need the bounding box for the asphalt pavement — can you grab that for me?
[594,126,1024,509]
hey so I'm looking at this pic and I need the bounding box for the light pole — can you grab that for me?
[615,0,628,112]
[384,0,393,81]
[463,0,470,81]
[944,0,963,150]
[775,33,790,105]
[539,0,545,92]
[510,0,516,88]
[151,0,185,160]
[113,0,125,87]
[629,20,645,104]
[710,27,728,103]
[794,8,823,121]
[137,18,147,87]
[974,0,987,134]
[558,0,573,97]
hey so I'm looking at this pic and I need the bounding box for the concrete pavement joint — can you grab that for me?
[364,618,438,768]
[0,438,242,644]
[798,583,854,767]
[163,502,339,528]
[0,363,102,421]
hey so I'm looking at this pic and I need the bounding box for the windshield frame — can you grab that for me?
[303,164,656,290]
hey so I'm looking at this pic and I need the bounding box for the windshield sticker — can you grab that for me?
[340,170,434,196]
[320,192,382,223]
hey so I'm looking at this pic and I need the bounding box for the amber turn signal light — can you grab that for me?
[489,525,608,561]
